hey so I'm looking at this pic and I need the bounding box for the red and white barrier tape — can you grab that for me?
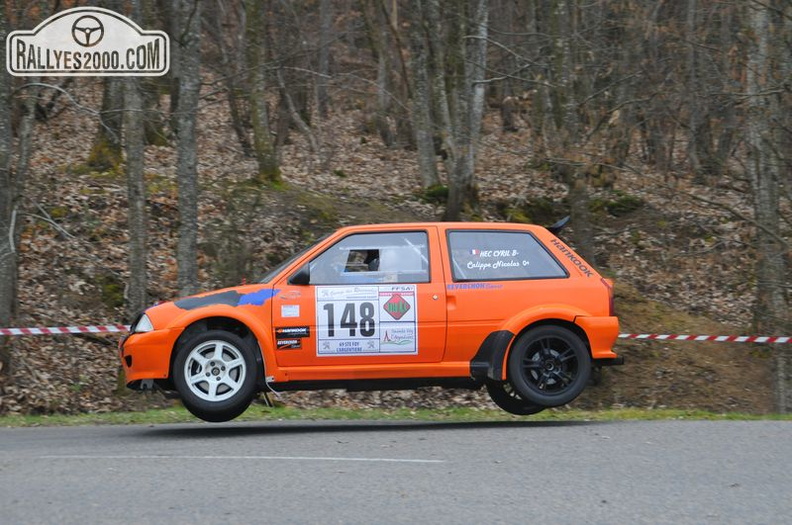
[0,324,129,336]
[0,325,789,343]
[619,333,790,344]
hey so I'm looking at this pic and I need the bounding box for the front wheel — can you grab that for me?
[486,381,545,415]
[173,330,258,422]
[507,325,591,407]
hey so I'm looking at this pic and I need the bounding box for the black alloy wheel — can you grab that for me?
[507,325,591,407]
[485,380,546,415]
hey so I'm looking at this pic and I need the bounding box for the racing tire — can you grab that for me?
[485,380,546,416]
[173,330,258,422]
[507,325,591,407]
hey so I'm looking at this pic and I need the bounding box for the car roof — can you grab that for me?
[334,222,549,234]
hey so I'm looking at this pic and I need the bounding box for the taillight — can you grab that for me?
[601,278,615,316]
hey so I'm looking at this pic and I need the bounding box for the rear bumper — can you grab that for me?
[594,356,625,367]
[574,315,621,361]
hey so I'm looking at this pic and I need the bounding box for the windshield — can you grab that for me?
[258,233,330,283]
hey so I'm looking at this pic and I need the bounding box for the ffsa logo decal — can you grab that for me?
[6,7,169,77]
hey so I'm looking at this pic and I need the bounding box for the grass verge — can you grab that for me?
[2,404,791,428]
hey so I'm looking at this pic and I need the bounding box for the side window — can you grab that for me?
[448,231,567,281]
[309,232,429,285]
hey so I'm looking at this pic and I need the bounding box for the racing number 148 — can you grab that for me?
[323,302,376,338]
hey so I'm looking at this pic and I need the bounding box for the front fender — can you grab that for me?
[161,304,276,379]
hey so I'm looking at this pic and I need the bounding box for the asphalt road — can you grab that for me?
[1,419,789,524]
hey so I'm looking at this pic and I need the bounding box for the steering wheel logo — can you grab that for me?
[71,15,104,47]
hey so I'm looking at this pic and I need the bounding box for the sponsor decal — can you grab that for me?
[549,238,594,277]
[175,288,279,310]
[466,259,525,271]
[315,285,418,356]
[381,327,415,349]
[279,290,302,300]
[460,247,527,275]
[275,326,310,338]
[470,249,519,258]
[383,293,411,321]
[446,283,503,290]
[238,289,279,306]
[316,286,378,301]
[281,304,300,318]
[7,6,169,77]
[276,339,302,350]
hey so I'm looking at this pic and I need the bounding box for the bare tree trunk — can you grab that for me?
[87,78,124,171]
[270,2,312,150]
[747,2,790,412]
[161,1,180,121]
[124,77,148,317]
[363,0,396,147]
[139,0,168,147]
[246,0,280,185]
[408,0,440,189]
[317,0,333,119]
[639,2,674,176]
[0,8,14,374]
[444,0,489,220]
[276,69,321,155]
[0,70,38,375]
[685,0,717,183]
[606,20,635,171]
[685,0,703,179]
[205,0,252,157]
[360,0,412,149]
[381,0,414,148]
[124,0,148,319]
[546,0,595,262]
[87,0,124,171]
[424,0,453,168]
[140,78,168,146]
[172,0,202,297]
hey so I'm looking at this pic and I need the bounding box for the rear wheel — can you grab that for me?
[507,325,591,407]
[486,380,545,415]
[173,330,258,422]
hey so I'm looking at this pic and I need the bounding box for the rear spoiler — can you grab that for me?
[547,216,570,235]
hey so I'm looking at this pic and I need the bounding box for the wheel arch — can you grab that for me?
[472,311,592,383]
[517,319,591,353]
[505,322,593,406]
[506,318,592,380]
[168,315,269,390]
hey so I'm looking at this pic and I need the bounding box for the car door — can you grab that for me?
[272,227,447,368]
[441,228,571,361]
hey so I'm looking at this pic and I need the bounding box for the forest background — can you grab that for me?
[0,0,789,415]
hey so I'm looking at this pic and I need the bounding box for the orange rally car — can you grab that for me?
[120,221,622,422]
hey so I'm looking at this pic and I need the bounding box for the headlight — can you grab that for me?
[133,313,154,333]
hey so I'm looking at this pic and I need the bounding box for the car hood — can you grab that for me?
[143,284,279,324]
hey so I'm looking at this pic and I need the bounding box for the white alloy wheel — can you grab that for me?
[183,339,248,402]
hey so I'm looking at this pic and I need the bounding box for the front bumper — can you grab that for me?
[119,327,184,384]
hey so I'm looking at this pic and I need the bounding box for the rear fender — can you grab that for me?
[471,305,591,382]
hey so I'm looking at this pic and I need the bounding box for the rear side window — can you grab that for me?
[448,231,567,281]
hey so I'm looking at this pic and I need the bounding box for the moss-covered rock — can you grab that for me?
[96,273,125,309]
[420,184,449,205]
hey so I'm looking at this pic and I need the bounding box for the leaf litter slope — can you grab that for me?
[0,76,775,415]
